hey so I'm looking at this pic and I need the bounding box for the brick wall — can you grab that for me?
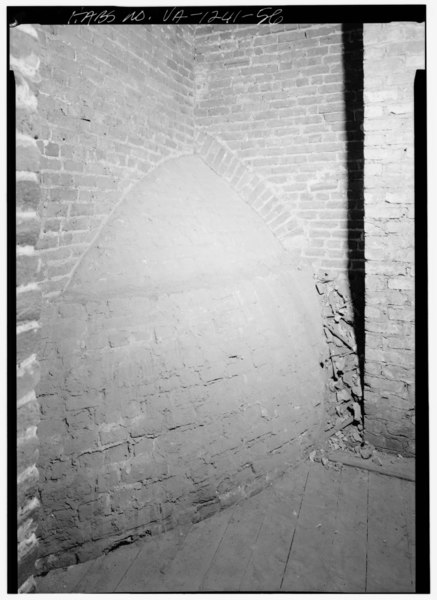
[363,22,424,454]
[19,20,423,577]
[12,24,43,593]
[195,130,305,251]
[33,25,195,299]
[194,23,364,275]
[36,156,326,570]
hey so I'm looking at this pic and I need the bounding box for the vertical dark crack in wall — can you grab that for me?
[342,24,365,405]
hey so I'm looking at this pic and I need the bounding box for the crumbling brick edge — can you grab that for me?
[12,23,43,594]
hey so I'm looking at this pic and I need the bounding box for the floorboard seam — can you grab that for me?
[364,469,370,593]
[279,467,310,591]
[237,498,270,590]
[400,480,415,591]
[70,559,98,593]
[113,540,157,592]
[198,504,238,591]
[330,464,343,587]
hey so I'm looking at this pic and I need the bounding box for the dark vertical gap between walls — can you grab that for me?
[414,68,429,594]
[342,23,365,417]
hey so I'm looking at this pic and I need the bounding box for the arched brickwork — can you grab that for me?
[60,142,307,297]
[30,24,196,300]
[195,131,307,253]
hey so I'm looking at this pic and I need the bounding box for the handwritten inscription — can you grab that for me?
[68,9,116,24]
[162,7,283,25]
[67,7,283,25]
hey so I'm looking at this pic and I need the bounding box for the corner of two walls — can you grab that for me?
[31,23,329,573]
[193,22,366,439]
[194,22,423,455]
[193,23,364,276]
[16,19,421,581]
[34,24,195,301]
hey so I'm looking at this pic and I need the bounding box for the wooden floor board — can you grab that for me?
[199,491,270,591]
[280,463,368,592]
[74,542,143,593]
[36,559,96,593]
[280,464,343,592]
[239,468,309,591]
[115,527,189,592]
[269,461,309,501]
[327,465,368,592]
[366,472,414,593]
[400,478,416,590]
[35,461,416,594]
[154,504,237,591]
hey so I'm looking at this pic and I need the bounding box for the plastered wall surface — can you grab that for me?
[36,156,325,570]
[363,22,423,454]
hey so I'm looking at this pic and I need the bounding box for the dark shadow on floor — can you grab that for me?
[342,24,365,401]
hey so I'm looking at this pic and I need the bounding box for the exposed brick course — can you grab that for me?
[33,24,196,299]
[14,20,422,581]
[194,23,364,275]
[363,22,424,455]
[196,131,305,253]
[12,23,43,592]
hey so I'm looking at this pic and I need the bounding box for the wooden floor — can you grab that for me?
[36,459,415,593]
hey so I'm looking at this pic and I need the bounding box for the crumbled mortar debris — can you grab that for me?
[310,426,374,465]
[326,427,372,458]
[316,272,364,443]
[309,433,415,482]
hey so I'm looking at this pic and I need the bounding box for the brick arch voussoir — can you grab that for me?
[195,131,304,246]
